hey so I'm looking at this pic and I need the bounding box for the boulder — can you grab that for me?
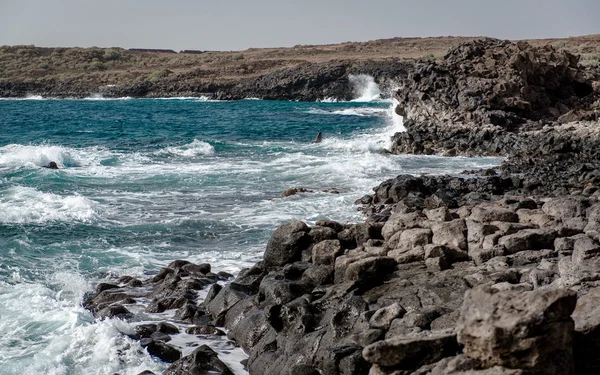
[389,228,432,251]
[572,287,600,374]
[344,256,397,284]
[382,211,429,241]
[312,239,343,266]
[164,345,234,375]
[264,221,311,267]
[363,332,460,370]
[431,219,467,250]
[497,229,556,254]
[369,303,407,329]
[469,205,519,223]
[142,340,181,363]
[542,197,589,219]
[457,286,577,375]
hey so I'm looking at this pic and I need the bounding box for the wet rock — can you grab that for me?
[186,324,226,336]
[316,220,345,232]
[150,331,171,342]
[206,284,249,318]
[282,187,312,197]
[157,322,179,334]
[182,263,211,275]
[97,304,133,320]
[96,283,119,294]
[164,345,233,374]
[43,161,59,169]
[142,340,181,363]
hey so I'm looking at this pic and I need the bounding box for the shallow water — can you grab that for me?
[0,97,503,374]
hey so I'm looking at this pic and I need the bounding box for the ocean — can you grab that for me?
[0,95,503,374]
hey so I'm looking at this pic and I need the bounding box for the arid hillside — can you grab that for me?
[1,35,598,99]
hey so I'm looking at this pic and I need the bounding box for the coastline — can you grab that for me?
[76,38,600,375]
[1,35,599,101]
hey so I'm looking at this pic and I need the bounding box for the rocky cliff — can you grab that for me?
[391,38,600,157]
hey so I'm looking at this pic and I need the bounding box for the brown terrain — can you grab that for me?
[1,35,599,99]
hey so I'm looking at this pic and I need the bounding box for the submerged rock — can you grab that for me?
[43,161,59,169]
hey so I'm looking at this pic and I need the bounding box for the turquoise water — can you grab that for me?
[0,97,502,374]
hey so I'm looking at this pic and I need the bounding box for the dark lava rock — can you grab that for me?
[164,344,234,375]
[264,221,312,267]
[142,339,181,363]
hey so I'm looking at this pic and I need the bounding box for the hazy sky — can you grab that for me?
[1,0,598,51]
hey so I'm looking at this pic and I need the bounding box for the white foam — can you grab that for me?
[84,94,132,101]
[349,74,382,102]
[0,186,98,224]
[0,95,46,101]
[196,96,224,102]
[156,139,215,157]
[0,143,119,170]
[0,279,164,375]
[318,97,339,103]
[308,107,387,117]
[0,144,79,168]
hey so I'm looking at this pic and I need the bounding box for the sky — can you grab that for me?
[0,0,598,51]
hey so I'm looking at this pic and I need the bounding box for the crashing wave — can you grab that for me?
[156,139,215,157]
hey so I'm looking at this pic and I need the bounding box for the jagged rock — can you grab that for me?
[308,226,338,243]
[469,206,519,223]
[206,284,249,318]
[97,304,133,320]
[431,219,468,250]
[457,285,577,375]
[363,332,460,370]
[382,211,429,241]
[182,262,211,275]
[164,345,233,375]
[142,339,181,363]
[312,239,343,265]
[264,221,312,267]
[425,207,454,222]
[369,303,407,329]
[344,257,397,284]
[572,287,600,374]
[572,235,600,264]
[542,197,589,219]
[496,228,556,254]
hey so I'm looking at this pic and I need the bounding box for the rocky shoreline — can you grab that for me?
[0,59,411,101]
[81,38,600,375]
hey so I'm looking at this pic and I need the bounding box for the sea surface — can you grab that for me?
[0,94,503,374]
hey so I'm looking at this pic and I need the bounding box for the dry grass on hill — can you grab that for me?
[0,35,598,87]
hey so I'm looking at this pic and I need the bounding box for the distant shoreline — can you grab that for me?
[1,35,598,101]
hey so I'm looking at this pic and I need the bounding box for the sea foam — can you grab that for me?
[156,139,215,157]
[0,186,98,224]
